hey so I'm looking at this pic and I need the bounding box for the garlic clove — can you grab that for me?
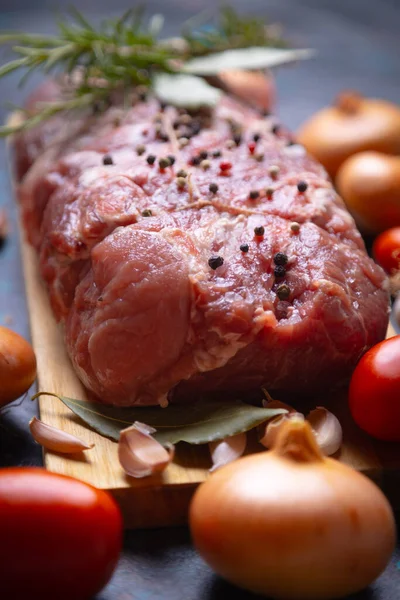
[118,421,174,478]
[29,416,94,453]
[260,412,304,449]
[307,407,343,456]
[209,433,247,472]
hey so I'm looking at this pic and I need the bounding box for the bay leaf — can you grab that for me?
[152,73,222,108]
[34,393,286,446]
[183,47,315,76]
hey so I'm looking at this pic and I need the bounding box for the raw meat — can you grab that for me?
[14,84,389,406]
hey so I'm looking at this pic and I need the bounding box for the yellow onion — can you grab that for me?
[190,418,395,599]
[0,326,36,406]
[297,91,400,179]
[336,151,400,233]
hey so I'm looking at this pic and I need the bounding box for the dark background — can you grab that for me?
[0,0,399,598]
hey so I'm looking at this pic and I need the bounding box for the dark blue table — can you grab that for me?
[0,1,399,598]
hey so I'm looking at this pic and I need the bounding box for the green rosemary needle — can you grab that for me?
[0,7,285,136]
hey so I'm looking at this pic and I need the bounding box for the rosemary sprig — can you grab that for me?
[183,7,285,56]
[0,7,285,136]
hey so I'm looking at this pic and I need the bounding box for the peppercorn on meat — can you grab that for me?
[14,83,389,405]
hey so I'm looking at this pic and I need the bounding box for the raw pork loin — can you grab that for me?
[15,83,389,406]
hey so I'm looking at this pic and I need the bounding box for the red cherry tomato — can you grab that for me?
[349,336,400,441]
[372,227,400,274]
[0,468,123,600]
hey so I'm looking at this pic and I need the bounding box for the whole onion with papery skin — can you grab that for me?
[0,326,36,406]
[190,418,395,599]
[297,92,400,179]
[336,152,400,234]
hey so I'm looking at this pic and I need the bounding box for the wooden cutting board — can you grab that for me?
[11,112,399,529]
[19,222,400,528]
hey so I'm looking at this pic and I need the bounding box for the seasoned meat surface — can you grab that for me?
[15,83,389,405]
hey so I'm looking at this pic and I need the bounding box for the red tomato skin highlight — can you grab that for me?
[372,227,400,273]
[349,336,400,441]
[0,468,123,600]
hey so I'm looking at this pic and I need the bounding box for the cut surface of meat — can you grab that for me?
[14,82,389,406]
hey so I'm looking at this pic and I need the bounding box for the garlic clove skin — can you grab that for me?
[209,433,247,472]
[260,412,304,449]
[118,421,174,478]
[307,407,343,456]
[29,416,94,453]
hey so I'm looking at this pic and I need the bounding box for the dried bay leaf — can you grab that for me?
[183,47,315,76]
[33,392,286,446]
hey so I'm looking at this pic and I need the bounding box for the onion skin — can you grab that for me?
[297,92,400,179]
[0,327,37,406]
[336,151,400,233]
[190,420,395,599]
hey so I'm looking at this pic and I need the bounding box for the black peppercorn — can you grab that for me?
[141,209,153,217]
[209,183,219,194]
[159,157,170,170]
[159,133,169,142]
[102,154,113,166]
[191,156,201,166]
[146,155,156,165]
[208,256,224,270]
[240,244,249,253]
[212,150,222,158]
[199,151,208,160]
[253,133,261,142]
[167,155,176,166]
[297,180,308,193]
[254,226,265,237]
[274,265,286,278]
[233,133,242,146]
[276,284,290,300]
[249,190,260,200]
[273,252,288,266]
